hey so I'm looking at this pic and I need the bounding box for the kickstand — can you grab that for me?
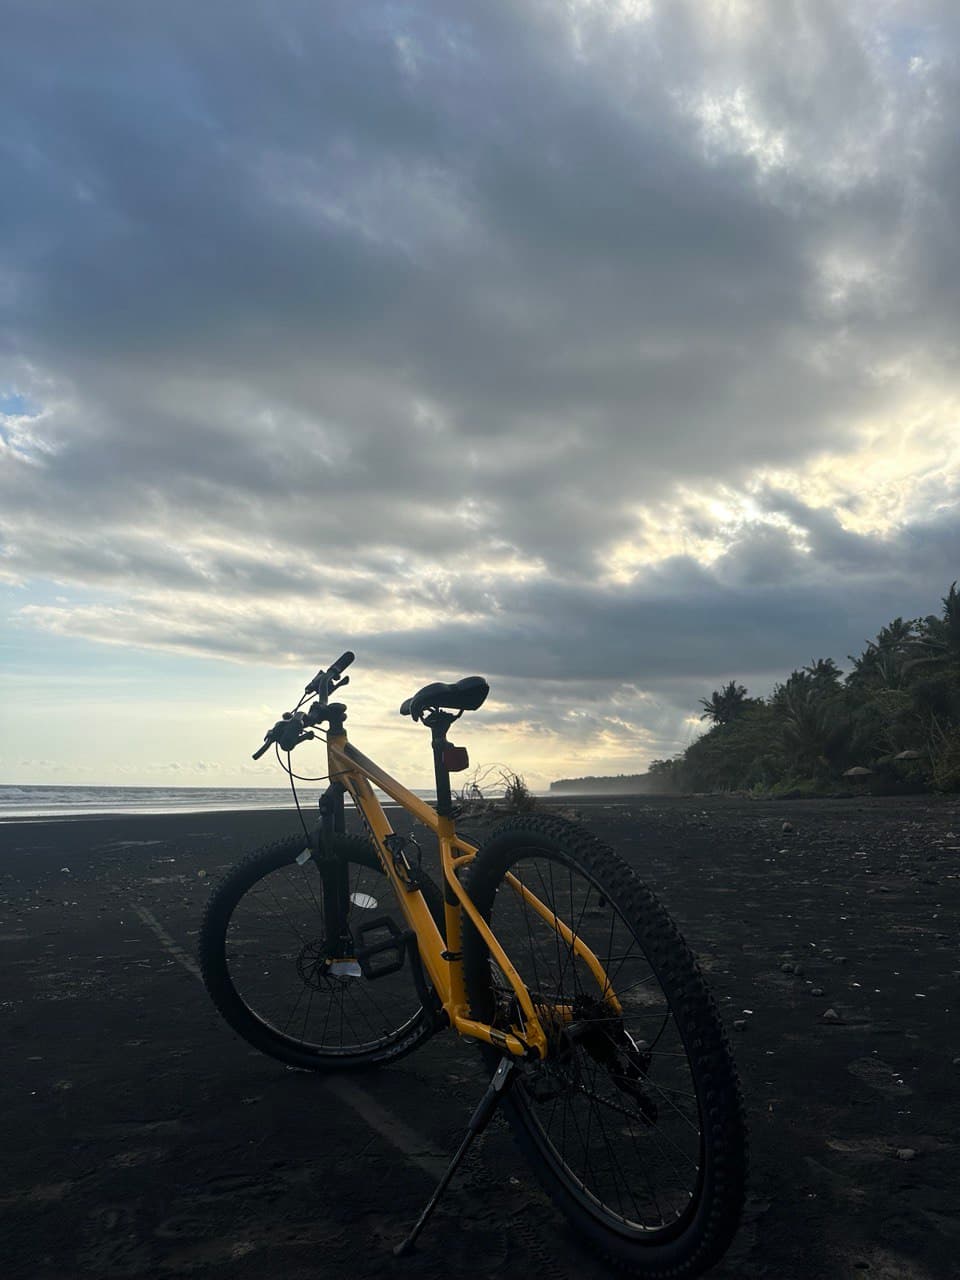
[394,1056,518,1257]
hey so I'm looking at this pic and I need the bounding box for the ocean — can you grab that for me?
[0,783,418,821]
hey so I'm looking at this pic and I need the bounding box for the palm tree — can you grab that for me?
[803,657,843,688]
[847,617,918,692]
[778,679,847,776]
[903,584,960,786]
[909,583,960,673]
[699,680,750,726]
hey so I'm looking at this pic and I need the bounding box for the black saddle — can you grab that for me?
[400,676,490,722]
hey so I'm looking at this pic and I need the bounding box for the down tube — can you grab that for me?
[328,746,451,1002]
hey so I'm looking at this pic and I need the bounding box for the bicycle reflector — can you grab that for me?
[443,745,469,772]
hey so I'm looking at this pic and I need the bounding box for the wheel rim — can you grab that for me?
[222,854,425,1057]
[485,848,705,1237]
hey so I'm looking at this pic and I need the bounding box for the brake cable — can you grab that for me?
[273,737,332,783]
[284,750,311,843]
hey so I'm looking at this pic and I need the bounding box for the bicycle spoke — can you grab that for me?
[482,845,704,1235]
[281,977,309,1035]
[584,1053,651,1225]
[223,852,429,1058]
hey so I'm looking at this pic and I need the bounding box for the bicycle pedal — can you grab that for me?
[354,915,413,979]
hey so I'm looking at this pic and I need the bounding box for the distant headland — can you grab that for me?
[549,773,670,795]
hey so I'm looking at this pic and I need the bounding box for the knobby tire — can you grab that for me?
[461,814,747,1278]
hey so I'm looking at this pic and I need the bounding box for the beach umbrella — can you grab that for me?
[894,749,923,761]
[843,766,873,777]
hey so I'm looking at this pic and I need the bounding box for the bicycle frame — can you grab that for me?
[323,728,621,1061]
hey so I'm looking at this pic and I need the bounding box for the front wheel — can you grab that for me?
[462,815,747,1278]
[199,833,444,1070]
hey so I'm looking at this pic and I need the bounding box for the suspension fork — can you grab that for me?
[317,780,352,954]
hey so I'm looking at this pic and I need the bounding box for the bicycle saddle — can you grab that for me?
[400,676,490,721]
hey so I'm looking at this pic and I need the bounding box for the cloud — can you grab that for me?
[2,1,959,774]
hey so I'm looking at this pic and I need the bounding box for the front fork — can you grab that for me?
[317,780,352,954]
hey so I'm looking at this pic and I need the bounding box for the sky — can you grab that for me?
[1,0,959,790]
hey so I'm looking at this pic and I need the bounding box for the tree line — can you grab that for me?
[648,582,960,795]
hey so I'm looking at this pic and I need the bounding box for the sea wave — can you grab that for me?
[0,784,433,820]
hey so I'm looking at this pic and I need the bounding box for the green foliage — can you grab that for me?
[929,726,960,792]
[848,689,917,761]
[681,702,784,792]
[648,757,679,776]
[803,657,843,686]
[763,775,839,798]
[698,680,753,725]
[669,583,960,794]
[846,616,919,692]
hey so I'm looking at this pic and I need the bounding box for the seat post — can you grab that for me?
[425,711,457,818]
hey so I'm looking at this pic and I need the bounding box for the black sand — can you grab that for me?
[2,795,958,1278]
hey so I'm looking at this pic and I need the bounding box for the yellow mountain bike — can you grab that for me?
[199,653,746,1276]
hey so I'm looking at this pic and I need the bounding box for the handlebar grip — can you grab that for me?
[328,650,355,678]
[251,738,273,760]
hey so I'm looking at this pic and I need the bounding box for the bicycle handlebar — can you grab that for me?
[253,652,355,758]
[328,651,355,680]
[305,650,355,695]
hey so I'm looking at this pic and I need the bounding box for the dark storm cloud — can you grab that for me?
[20,498,959,683]
[2,0,959,749]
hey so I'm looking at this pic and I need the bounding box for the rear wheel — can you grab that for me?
[462,815,747,1278]
[199,833,444,1070]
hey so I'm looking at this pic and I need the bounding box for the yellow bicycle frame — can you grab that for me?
[325,730,621,1061]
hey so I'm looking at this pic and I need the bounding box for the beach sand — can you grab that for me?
[2,795,958,1278]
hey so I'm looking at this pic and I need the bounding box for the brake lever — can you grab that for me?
[252,711,303,754]
[256,663,352,759]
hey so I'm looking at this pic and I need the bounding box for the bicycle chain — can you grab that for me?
[572,1082,651,1128]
